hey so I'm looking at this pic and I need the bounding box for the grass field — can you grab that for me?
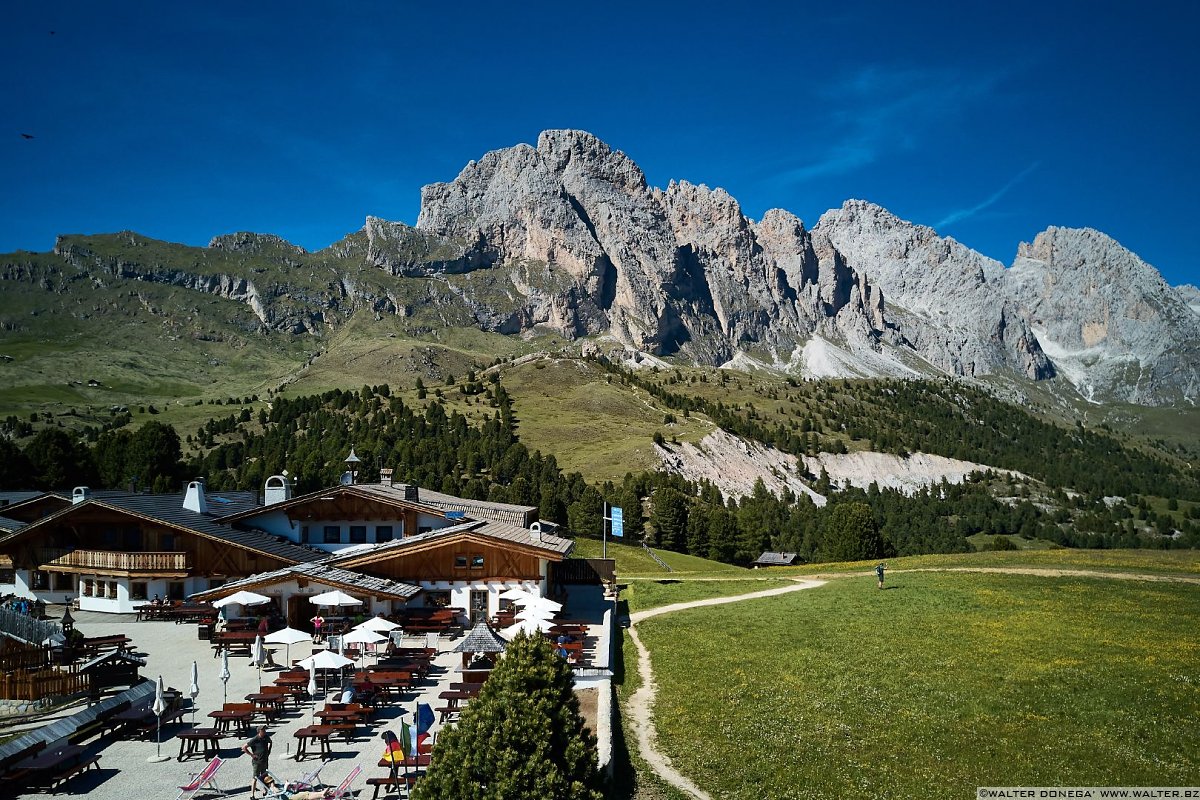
[630,570,1200,798]
[570,537,745,576]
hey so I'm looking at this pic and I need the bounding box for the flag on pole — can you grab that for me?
[416,702,435,753]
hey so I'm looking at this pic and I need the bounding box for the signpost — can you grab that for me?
[603,504,623,559]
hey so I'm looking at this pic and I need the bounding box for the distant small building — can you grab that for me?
[751,551,800,568]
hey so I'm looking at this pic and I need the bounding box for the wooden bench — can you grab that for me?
[78,635,133,659]
[0,740,46,781]
[366,774,419,799]
[48,754,101,792]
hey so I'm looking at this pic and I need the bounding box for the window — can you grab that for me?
[425,591,451,608]
[470,554,485,569]
[160,534,175,551]
[54,572,73,591]
[0,569,15,584]
[323,526,341,544]
[300,526,310,544]
[31,570,50,590]
[417,526,432,535]
[454,555,468,569]
[82,579,94,597]
[167,581,185,601]
[375,525,393,543]
[131,582,148,601]
[209,578,225,590]
[349,525,367,544]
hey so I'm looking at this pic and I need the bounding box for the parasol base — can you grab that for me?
[147,754,172,763]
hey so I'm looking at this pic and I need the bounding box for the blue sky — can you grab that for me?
[3,1,1197,286]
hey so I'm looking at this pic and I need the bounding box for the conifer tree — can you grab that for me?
[411,633,603,800]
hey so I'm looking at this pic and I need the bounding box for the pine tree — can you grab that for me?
[411,633,603,800]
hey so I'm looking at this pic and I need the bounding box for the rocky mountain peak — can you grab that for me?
[1007,226,1200,404]
[208,232,307,256]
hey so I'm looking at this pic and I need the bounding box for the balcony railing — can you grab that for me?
[38,549,190,573]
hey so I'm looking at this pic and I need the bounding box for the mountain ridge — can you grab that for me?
[2,129,1196,407]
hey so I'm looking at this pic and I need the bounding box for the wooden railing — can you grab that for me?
[38,549,189,573]
[0,667,88,701]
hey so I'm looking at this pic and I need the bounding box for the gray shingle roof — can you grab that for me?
[0,491,324,565]
[322,518,573,568]
[355,483,538,527]
[188,561,421,602]
[0,515,24,533]
[753,551,799,566]
[453,621,508,653]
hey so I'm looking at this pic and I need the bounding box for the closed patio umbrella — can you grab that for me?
[188,660,200,724]
[148,675,170,762]
[218,648,231,703]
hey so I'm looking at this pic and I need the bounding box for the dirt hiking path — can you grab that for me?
[624,579,826,799]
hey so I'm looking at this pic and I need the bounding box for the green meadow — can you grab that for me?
[626,569,1200,798]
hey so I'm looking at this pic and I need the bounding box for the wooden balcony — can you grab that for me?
[38,548,190,575]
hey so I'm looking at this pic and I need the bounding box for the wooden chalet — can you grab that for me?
[751,551,801,568]
[1,469,570,623]
[0,481,319,613]
[323,519,573,624]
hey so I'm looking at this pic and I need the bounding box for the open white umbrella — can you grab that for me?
[498,587,536,601]
[502,618,555,638]
[265,626,310,666]
[308,589,362,607]
[341,628,386,666]
[298,649,354,698]
[513,595,562,612]
[515,606,557,622]
[188,660,200,724]
[218,649,231,704]
[213,590,270,608]
[148,675,170,762]
[354,616,400,633]
[297,649,354,670]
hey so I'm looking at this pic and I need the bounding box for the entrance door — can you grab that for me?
[469,590,488,625]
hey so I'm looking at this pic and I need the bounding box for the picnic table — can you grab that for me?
[177,728,225,762]
[244,693,287,720]
[9,744,99,792]
[208,708,253,735]
[293,725,337,761]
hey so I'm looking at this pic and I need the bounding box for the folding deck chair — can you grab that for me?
[325,766,361,799]
[177,756,227,800]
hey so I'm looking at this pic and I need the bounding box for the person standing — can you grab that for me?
[876,562,886,589]
[243,725,273,798]
[310,612,324,643]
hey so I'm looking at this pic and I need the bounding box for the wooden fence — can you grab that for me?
[0,667,89,701]
[0,606,60,647]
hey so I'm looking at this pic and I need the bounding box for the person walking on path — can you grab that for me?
[876,562,886,589]
[243,725,273,798]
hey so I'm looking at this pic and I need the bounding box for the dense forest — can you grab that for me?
[2,375,1197,564]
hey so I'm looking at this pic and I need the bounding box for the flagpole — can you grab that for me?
[602,501,608,560]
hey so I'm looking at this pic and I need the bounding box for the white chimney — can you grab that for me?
[380,468,394,486]
[529,521,543,544]
[264,474,292,505]
[72,486,91,505]
[183,479,207,513]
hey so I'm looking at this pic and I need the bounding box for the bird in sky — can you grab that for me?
[20,133,34,139]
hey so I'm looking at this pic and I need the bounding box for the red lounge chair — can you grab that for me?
[177,756,227,800]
